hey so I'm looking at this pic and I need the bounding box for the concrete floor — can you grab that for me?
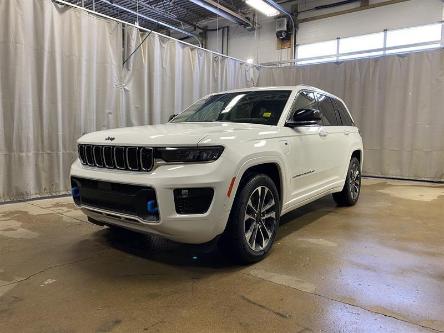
[0,179,443,333]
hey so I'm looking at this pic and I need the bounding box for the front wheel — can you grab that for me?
[219,174,280,264]
[333,157,361,206]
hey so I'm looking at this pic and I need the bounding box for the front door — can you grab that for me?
[283,90,326,205]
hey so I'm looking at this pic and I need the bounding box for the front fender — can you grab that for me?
[224,151,287,213]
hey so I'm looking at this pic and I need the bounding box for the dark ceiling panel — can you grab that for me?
[62,0,250,35]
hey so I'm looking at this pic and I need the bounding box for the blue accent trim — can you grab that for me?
[71,187,80,198]
[146,200,158,214]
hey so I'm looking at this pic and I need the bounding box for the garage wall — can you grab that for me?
[258,50,444,181]
[0,0,258,202]
[206,0,443,64]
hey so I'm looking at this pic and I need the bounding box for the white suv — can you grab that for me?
[70,85,363,263]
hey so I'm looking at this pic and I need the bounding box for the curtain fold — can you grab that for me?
[258,51,444,182]
[0,0,122,201]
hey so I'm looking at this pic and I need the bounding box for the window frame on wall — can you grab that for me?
[294,22,443,66]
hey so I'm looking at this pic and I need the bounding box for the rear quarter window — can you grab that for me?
[333,99,354,126]
[316,93,341,126]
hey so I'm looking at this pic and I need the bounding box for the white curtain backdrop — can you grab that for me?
[258,50,444,182]
[0,0,258,202]
[121,28,259,126]
[0,0,122,201]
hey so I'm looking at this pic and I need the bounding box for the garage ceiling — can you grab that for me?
[63,0,251,35]
[61,0,370,40]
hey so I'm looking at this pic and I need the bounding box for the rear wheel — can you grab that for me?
[219,174,280,264]
[333,157,361,206]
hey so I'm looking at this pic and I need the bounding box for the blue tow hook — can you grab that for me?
[71,187,80,198]
[147,200,158,214]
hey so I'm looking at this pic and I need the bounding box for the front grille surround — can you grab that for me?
[78,144,154,172]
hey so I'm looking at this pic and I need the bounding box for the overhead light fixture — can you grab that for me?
[188,0,255,29]
[245,0,280,17]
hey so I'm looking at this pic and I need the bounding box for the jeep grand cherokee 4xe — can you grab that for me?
[70,85,363,263]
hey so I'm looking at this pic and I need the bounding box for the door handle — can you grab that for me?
[319,129,328,137]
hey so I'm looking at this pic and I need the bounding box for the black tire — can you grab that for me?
[333,157,361,206]
[219,173,280,264]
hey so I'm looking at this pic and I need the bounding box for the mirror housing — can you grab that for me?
[285,108,321,127]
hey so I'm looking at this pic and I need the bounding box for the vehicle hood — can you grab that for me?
[78,122,281,146]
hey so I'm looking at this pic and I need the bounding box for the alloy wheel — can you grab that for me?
[244,186,277,252]
[349,162,361,200]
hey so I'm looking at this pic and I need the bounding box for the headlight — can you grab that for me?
[155,146,224,163]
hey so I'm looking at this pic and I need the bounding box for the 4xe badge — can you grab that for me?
[105,136,115,141]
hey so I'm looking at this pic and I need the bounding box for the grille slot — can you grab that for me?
[85,145,94,166]
[103,146,115,168]
[114,147,126,169]
[126,147,139,170]
[93,146,104,167]
[140,148,154,171]
[78,145,153,172]
[78,145,86,164]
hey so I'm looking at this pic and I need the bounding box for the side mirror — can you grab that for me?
[168,114,177,122]
[285,108,321,127]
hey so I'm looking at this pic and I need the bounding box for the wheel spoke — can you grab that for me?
[259,187,268,212]
[255,187,262,211]
[261,222,273,238]
[244,212,255,222]
[245,222,255,242]
[258,226,265,250]
[262,198,275,212]
[247,198,257,214]
[250,224,258,247]
[262,211,276,220]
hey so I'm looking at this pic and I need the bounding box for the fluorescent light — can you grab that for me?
[246,58,254,64]
[246,0,280,17]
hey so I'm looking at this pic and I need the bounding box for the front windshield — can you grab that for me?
[170,90,292,126]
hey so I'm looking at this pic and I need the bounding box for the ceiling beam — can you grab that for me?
[188,0,255,29]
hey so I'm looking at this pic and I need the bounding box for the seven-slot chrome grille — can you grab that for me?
[78,145,154,172]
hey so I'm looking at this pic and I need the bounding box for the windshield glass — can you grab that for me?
[170,90,292,126]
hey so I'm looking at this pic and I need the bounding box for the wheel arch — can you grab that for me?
[350,148,363,172]
[234,161,284,206]
[351,149,362,163]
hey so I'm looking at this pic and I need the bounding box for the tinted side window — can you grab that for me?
[316,93,341,126]
[293,90,317,111]
[333,99,354,126]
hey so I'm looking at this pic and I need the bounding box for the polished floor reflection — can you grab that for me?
[0,178,443,332]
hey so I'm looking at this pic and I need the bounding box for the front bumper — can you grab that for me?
[70,159,234,244]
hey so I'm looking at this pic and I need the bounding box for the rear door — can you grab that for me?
[315,93,345,185]
[332,98,358,178]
